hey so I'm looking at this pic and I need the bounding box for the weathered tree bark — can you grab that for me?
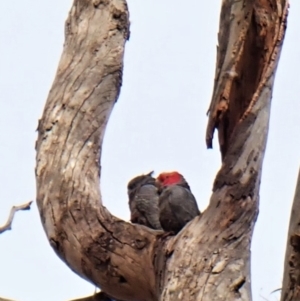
[35,1,288,301]
[36,1,161,301]
[281,168,300,301]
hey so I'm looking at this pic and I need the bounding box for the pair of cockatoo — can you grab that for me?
[127,171,200,234]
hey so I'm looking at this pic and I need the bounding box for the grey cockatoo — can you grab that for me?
[127,171,162,230]
[156,171,200,234]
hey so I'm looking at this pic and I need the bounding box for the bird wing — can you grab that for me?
[165,186,200,227]
[135,185,162,230]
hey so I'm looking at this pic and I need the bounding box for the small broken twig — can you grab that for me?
[0,201,33,234]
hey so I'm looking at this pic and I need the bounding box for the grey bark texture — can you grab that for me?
[281,168,300,301]
[34,1,289,301]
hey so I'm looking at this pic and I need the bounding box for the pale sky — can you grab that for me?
[0,1,299,301]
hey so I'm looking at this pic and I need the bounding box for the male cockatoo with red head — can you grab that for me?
[156,171,200,234]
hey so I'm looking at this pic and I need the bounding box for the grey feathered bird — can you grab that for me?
[156,171,200,234]
[127,171,162,230]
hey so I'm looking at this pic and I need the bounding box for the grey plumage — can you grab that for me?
[159,185,200,233]
[157,172,200,234]
[127,172,162,230]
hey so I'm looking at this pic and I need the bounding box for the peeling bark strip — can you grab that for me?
[35,0,288,301]
[206,0,289,159]
[281,169,300,301]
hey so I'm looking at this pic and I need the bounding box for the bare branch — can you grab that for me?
[281,168,300,301]
[35,2,160,301]
[0,201,33,234]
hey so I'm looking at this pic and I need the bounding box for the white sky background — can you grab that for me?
[0,1,299,300]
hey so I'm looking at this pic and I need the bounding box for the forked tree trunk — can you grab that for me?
[35,1,288,301]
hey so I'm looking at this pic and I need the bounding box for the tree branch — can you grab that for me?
[281,168,300,301]
[157,1,289,300]
[0,201,33,234]
[35,1,161,301]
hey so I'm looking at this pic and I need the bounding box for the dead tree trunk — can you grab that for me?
[35,1,288,301]
[281,168,300,301]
